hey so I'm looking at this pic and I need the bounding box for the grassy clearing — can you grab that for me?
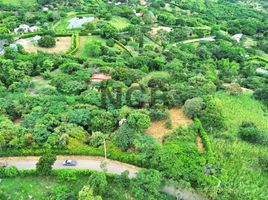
[109,16,130,30]
[216,92,268,135]
[0,176,92,200]
[1,0,36,6]
[17,37,72,54]
[210,92,268,199]
[77,35,124,58]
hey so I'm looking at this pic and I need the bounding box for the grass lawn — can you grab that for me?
[109,16,130,30]
[216,92,268,135]
[211,92,268,198]
[1,0,36,6]
[77,35,124,58]
[0,176,87,200]
[16,37,72,54]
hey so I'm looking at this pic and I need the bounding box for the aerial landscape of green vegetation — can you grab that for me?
[0,0,268,199]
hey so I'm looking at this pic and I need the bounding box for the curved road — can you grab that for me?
[1,156,140,178]
[1,156,206,200]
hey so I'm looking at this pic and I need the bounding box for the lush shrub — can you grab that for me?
[238,122,268,145]
[56,170,77,181]
[38,35,56,48]
[4,165,19,177]
[259,156,268,172]
[88,172,107,195]
[183,97,205,119]
[149,108,169,121]
[36,153,57,175]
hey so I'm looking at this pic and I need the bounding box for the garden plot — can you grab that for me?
[146,108,193,142]
[16,37,72,54]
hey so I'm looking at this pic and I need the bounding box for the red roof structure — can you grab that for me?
[91,73,112,82]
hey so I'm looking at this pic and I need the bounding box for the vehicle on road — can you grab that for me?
[0,160,7,168]
[63,160,77,166]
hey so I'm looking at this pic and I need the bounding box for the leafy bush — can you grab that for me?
[259,156,268,172]
[56,170,77,182]
[183,97,205,118]
[88,172,107,195]
[89,132,107,147]
[36,153,56,175]
[238,122,268,145]
[4,166,19,177]
[38,35,56,48]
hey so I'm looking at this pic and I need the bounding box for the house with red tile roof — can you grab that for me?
[91,74,112,82]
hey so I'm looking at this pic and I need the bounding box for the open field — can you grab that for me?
[16,37,72,54]
[217,92,268,135]
[76,35,124,57]
[109,16,130,30]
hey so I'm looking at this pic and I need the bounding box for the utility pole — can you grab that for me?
[103,139,107,160]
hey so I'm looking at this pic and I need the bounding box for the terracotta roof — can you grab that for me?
[91,74,112,82]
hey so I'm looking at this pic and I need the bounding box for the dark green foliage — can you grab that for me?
[36,153,57,175]
[88,172,107,195]
[259,156,268,172]
[238,122,268,145]
[130,169,162,200]
[38,35,56,48]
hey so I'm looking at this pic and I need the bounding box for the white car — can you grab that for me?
[63,160,77,166]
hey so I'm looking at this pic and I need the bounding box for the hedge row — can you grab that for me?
[113,39,133,57]
[0,144,144,167]
[66,32,80,55]
[0,168,116,179]
[195,118,213,156]
[249,56,268,64]
[20,31,72,39]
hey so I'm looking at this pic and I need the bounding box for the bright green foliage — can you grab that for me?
[88,172,107,195]
[127,112,151,130]
[79,186,102,200]
[130,169,162,200]
[4,166,19,177]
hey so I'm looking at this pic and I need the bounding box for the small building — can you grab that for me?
[31,35,42,43]
[232,33,243,43]
[43,7,49,12]
[29,26,39,32]
[91,74,112,82]
[256,68,268,74]
[14,24,39,33]
[136,12,143,17]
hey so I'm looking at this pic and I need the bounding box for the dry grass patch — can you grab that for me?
[196,136,205,153]
[17,37,71,54]
[146,108,193,142]
[151,26,172,36]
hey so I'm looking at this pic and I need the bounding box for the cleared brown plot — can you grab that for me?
[196,135,205,153]
[146,108,193,142]
[19,37,71,53]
